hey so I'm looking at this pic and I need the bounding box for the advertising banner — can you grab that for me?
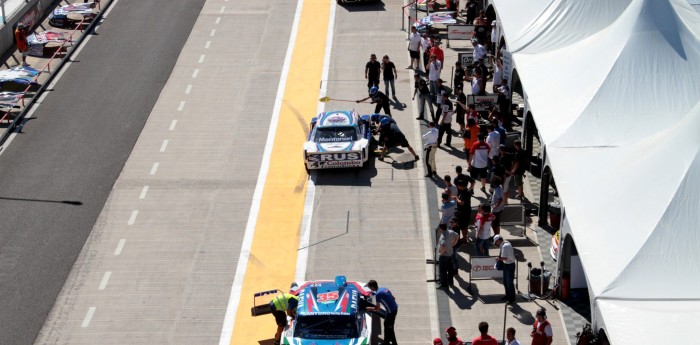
[470,256,501,279]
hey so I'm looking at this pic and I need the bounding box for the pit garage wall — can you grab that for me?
[0,0,57,58]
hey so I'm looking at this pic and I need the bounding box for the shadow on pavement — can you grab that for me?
[338,0,386,12]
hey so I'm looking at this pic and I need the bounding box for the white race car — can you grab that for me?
[303,110,371,172]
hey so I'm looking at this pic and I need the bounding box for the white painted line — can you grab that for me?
[198,55,205,64]
[114,239,126,256]
[210,29,216,37]
[192,69,199,78]
[219,6,226,13]
[169,120,178,131]
[218,0,305,343]
[81,307,96,328]
[102,0,120,17]
[295,0,337,283]
[139,186,149,199]
[160,139,169,152]
[215,17,221,24]
[127,210,139,225]
[98,272,112,290]
[149,162,160,176]
[205,41,211,49]
[177,100,186,111]
[185,84,192,94]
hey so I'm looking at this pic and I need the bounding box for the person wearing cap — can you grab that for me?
[365,54,381,90]
[531,308,553,345]
[14,23,29,67]
[413,74,435,121]
[423,121,439,176]
[365,280,399,345]
[471,321,498,345]
[433,337,444,345]
[494,234,516,303]
[446,326,464,345]
[357,86,391,116]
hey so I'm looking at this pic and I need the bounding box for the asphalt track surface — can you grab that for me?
[0,1,206,344]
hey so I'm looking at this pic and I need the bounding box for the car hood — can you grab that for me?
[283,337,369,345]
[305,139,367,153]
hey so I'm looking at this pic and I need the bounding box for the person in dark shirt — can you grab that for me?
[455,84,467,134]
[357,86,392,116]
[376,119,419,162]
[465,0,477,25]
[365,54,381,90]
[454,61,465,90]
[511,140,528,200]
[453,173,474,243]
[413,74,435,121]
[381,55,398,97]
[365,280,399,345]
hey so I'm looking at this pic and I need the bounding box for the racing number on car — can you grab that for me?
[317,291,339,303]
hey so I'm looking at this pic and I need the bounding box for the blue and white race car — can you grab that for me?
[304,110,372,171]
[281,276,376,345]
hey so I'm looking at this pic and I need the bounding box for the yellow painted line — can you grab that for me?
[229,0,330,343]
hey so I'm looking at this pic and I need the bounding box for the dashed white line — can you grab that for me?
[192,69,199,78]
[150,162,160,176]
[139,186,149,199]
[198,55,206,63]
[127,210,139,225]
[82,307,96,328]
[210,29,216,37]
[215,17,221,24]
[169,120,178,131]
[114,239,126,256]
[177,101,186,111]
[98,272,112,290]
[205,41,211,49]
[219,6,225,13]
[185,84,192,94]
[160,139,169,152]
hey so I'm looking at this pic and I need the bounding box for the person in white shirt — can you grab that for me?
[407,26,422,70]
[427,54,442,96]
[490,21,498,54]
[468,68,483,95]
[495,234,516,303]
[492,58,503,93]
[421,33,431,70]
[437,98,454,147]
[506,327,521,345]
[423,121,439,177]
[472,39,487,62]
[486,124,501,160]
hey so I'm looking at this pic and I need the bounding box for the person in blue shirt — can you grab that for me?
[366,280,399,345]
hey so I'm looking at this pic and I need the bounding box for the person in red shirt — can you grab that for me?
[531,308,553,345]
[14,23,29,66]
[471,322,498,345]
[445,326,464,345]
[430,40,444,69]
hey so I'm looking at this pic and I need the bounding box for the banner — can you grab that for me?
[470,256,501,279]
[468,94,499,111]
[447,25,475,41]
[458,52,474,67]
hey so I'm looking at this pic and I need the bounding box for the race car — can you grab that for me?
[251,276,378,345]
[304,110,371,172]
[287,276,376,345]
[49,2,98,28]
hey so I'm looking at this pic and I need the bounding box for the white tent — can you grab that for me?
[491,0,700,343]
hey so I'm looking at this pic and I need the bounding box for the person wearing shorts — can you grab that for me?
[468,134,490,194]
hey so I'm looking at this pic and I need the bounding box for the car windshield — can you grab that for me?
[315,126,357,143]
[293,314,361,339]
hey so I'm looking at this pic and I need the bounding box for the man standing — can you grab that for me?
[366,280,399,345]
[407,26,422,70]
[454,84,467,135]
[430,40,445,69]
[454,179,473,243]
[468,134,491,194]
[437,224,459,289]
[531,309,553,345]
[427,54,442,97]
[357,86,391,116]
[14,24,29,67]
[381,55,398,97]
[413,74,434,121]
[437,97,454,147]
[446,326,465,345]
[494,234,516,303]
[490,176,505,235]
[486,124,501,171]
[465,0,477,24]
[365,54,381,90]
[474,203,495,256]
[471,322,498,345]
[471,39,487,63]
[423,121,439,176]
[269,293,298,345]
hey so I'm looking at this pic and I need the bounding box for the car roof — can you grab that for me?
[316,110,359,128]
[293,280,368,317]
